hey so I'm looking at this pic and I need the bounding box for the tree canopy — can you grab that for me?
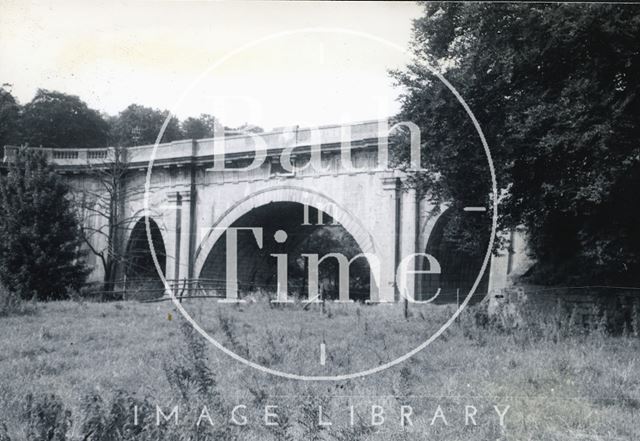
[21,89,110,149]
[182,114,217,139]
[0,88,224,150]
[392,3,640,284]
[0,86,22,148]
[109,104,183,146]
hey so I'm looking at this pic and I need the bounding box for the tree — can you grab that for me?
[21,89,109,149]
[392,3,640,285]
[75,146,140,299]
[109,104,182,146]
[0,148,87,300]
[0,85,22,148]
[182,114,216,139]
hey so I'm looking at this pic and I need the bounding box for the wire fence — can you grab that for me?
[85,276,640,314]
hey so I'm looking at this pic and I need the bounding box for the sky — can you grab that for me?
[0,1,423,130]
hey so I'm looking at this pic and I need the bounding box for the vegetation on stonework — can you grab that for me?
[392,3,640,285]
[0,298,638,440]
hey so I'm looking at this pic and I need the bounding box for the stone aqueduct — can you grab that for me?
[3,120,525,302]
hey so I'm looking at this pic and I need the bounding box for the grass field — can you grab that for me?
[1,298,639,440]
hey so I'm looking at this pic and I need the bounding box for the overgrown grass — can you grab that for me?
[0,298,638,440]
[0,285,38,318]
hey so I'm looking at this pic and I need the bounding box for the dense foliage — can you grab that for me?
[0,87,223,148]
[109,104,183,146]
[0,86,22,149]
[21,89,110,149]
[0,148,88,300]
[393,3,640,285]
[182,114,217,139]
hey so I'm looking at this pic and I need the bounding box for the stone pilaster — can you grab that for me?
[177,190,193,283]
[399,185,418,301]
[378,174,401,303]
[164,191,181,294]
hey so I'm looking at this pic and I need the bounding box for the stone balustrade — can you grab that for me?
[2,119,389,169]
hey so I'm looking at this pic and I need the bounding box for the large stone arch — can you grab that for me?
[193,185,379,288]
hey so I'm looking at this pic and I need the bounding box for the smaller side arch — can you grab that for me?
[122,207,169,252]
[122,216,167,299]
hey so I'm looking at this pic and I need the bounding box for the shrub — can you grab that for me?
[0,148,88,300]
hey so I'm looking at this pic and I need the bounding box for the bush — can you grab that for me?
[0,148,88,300]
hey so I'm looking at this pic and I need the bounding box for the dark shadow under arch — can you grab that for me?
[124,217,166,299]
[419,209,489,303]
[199,201,375,301]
